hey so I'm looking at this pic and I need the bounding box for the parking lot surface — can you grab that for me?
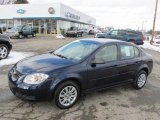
[0,36,160,120]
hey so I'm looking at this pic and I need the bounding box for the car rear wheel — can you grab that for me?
[132,70,147,89]
[18,33,23,39]
[32,33,36,37]
[54,81,80,109]
[0,44,9,59]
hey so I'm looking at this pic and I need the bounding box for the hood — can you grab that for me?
[16,53,75,74]
[6,29,18,33]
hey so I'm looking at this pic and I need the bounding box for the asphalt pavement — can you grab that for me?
[0,36,160,120]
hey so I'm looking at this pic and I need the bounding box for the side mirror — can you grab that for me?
[90,58,105,67]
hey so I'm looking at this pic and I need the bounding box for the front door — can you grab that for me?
[87,44,119,90]
[108,30,118,39]
[22,25,32,35]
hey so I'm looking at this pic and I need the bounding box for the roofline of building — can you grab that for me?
[11,17,95,26]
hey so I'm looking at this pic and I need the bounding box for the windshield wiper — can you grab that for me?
[52,53,68,59]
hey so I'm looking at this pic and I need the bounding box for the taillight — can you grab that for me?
[141,36,144,41]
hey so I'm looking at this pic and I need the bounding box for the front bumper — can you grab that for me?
[5,32,19,37]
[8,70,53,101]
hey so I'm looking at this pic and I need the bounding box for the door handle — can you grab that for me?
[135,61,142,64]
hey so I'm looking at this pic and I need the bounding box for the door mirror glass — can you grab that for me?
[91,58,105,65]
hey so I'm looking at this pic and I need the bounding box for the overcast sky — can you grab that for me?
[28,0,160,31]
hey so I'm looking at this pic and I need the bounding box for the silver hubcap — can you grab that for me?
[59,86,77,107]
[137,74,146,88]
[0,46,8,59]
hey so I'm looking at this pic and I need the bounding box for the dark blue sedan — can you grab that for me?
[8,38,153,109]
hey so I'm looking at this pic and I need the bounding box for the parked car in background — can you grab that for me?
[88,30,95,35]
[95,33,108,38]
[88,29,102,35]
[0,34,12,59]
[95,29,144,45]
[8,38,153,109]
[153,35,160,46]
[0,27,3,34]
[66,27,83,37]
[79,29,88,34]
[5,25,36,38]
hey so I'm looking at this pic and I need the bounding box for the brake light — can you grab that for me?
[141,36,144,41]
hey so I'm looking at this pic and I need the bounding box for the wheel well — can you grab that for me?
[52,78,82,99]
[0,41,10,49]
[141,68,149,76]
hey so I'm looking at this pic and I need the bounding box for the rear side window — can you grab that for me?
[120,45,140,59]
[118,30,126,36]
[134,47,140,57]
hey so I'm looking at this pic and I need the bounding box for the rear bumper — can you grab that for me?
[136,41,144,45]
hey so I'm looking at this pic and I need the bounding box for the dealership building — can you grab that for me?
[0,3,96,34]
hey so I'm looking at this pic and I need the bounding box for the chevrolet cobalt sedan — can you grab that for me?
[8,39,153,109]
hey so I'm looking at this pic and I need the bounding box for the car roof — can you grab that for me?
[79,38,127,44]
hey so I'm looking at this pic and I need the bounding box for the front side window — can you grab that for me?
[120,45,135,59]
[53,40,100,63]
[110,30,118,36]
[95,45,117,63]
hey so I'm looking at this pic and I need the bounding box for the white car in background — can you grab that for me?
[153,35,160,47]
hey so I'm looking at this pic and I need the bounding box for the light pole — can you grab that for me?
[151,0,159,44]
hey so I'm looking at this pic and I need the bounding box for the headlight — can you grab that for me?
[23,73,49,85]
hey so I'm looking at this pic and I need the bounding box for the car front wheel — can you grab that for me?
[0,44,9,59]
[132,70,147,89]
[54,81,80,109]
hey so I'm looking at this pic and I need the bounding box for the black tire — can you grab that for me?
[132,70,147,89]
[18,33,23,39]
[0,44,9,59]
[54,81,80,109]
[75,34,78,37]
[32,33,36,37]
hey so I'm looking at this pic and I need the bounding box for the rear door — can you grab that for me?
[117,44,142,82]
[117,30,127,41]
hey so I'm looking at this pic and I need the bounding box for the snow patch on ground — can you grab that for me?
[0,51,34,67]
[56,34,65,39]
[140,41,160,52]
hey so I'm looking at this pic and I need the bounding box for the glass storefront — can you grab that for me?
[0,19,91,34]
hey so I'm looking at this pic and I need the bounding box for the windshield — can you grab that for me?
[53,40,100,63]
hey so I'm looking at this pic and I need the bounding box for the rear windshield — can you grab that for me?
[96,34,106,38]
